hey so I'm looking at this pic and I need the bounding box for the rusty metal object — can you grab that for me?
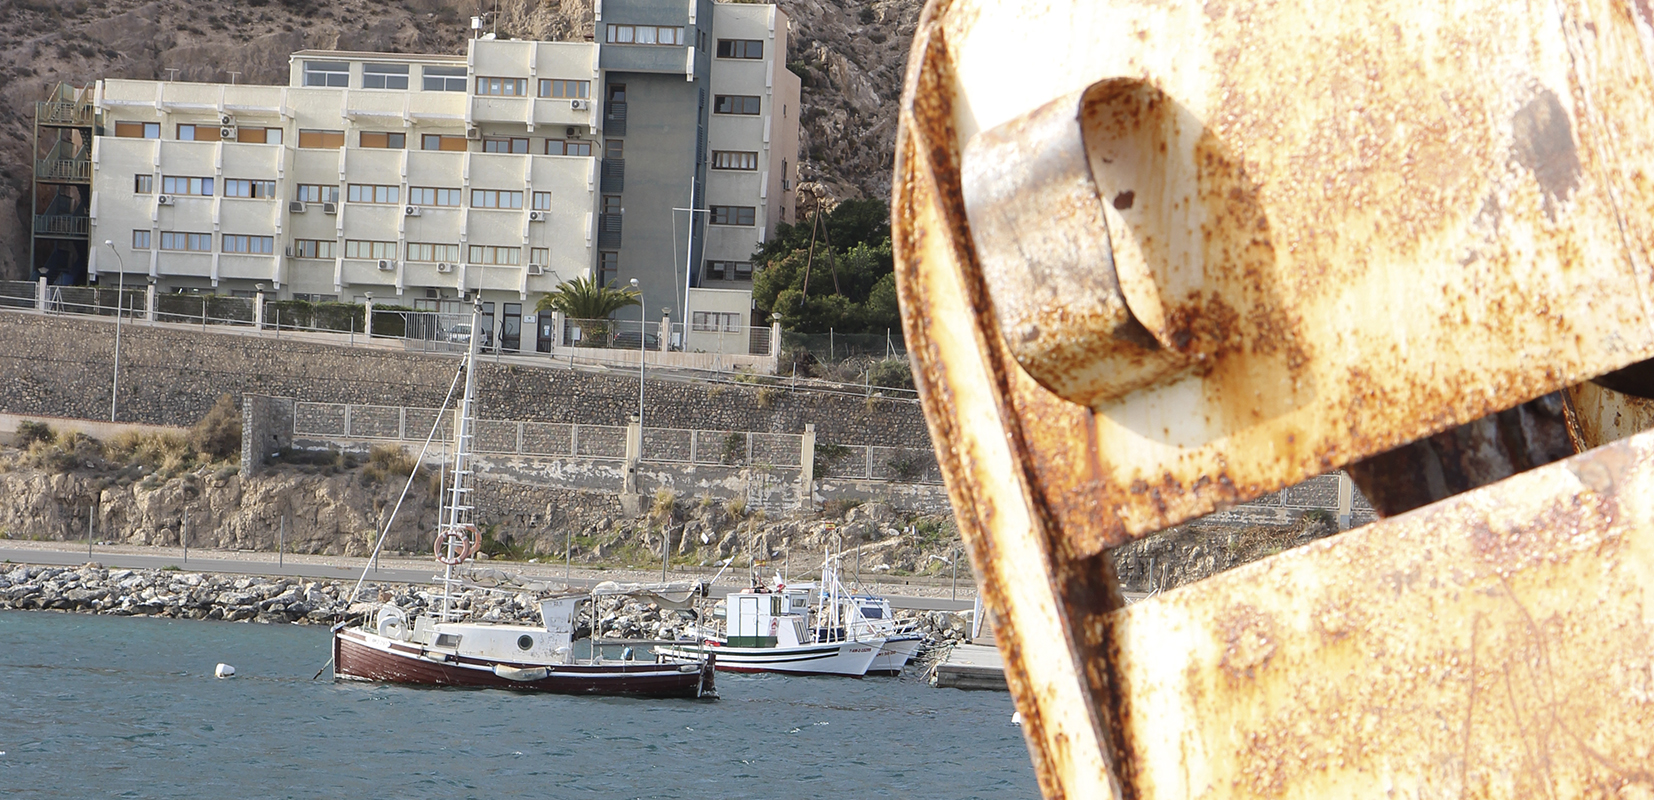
[1107,431,1654,797]
[893,0,1654,797]
[1347,393,1574,517]
[1567,379,1654,450]
[962,82,1202,406]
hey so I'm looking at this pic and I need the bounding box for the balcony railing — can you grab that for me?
[33,214,89,237]
[601,158,625,193]
[605,101,627,136]
[36,100,95,127]
[35,159,91,183]
[597,213,623,249]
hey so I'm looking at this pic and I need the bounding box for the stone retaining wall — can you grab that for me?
[0,312,930,448]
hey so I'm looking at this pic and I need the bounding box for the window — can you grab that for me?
[362,63,409,90]
[421,134,468,152]
[303,61,350,87]
[692,311,741,332]
[344,240,397,260]
[222,234,275,255]
[408,187,462,206]
[601,194,622,215]
[406,242,461,262]
[538,79,590,99]
[295,184,340,203]
[531,192,552,211]
[483,137,529,154]
[347,184,400,204]
[704,260,726,280]
[604,139,623,159]
[223,179,277,199]
[359,131,406,149]
[530,247,549,265]
[292,239,336,259]
[606,24,683,45]
[475,77,529,97]
[709,205,755,225]
[471,189,523,209]
[161,176,214,196]
[423,65,467,92]
[134,174,153,193]
[298,129,345,148]
[177,124,221,142]
[711,151,758,170]
[546,140,592,156]
[733,261,753,280]
[598,251,618,285]
[704,260,752,280]
[235,127,283,145]
[114,121,160,139]
[467,245,521,266]
[714,95,761,115]
[160,232,212,251]
[132,230,151,249]
[716,39,763,59]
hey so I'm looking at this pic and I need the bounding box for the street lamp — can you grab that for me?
[630,278,644,427]
[103,239,125,422]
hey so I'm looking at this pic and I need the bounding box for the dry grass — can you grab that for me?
[106,430,194,475]
[363,445,421,484]
[724,496,748,520]
[22,428,103,473]
[650,487,678,522]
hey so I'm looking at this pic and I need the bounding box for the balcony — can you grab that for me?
[601,158,625,193]
[605,101,627,137]
[598,213,622,249]
[36,100,95,127]
[35,158,91,183]
[34,214,89,237]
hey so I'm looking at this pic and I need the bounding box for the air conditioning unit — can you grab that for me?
[528,210,546,222]
[219,126,236,139]
[565,126,578,138]
[527,263,544,276]
[220,113,235,125]
[570,99,589,111]
[404,205,421,217]
[322,202,338,215]
[465,128,482,140]
[377,259,395,271]
[436,262,453,273]
[288,200,306,213]
[156,195,175,206]
[284,245,294,257]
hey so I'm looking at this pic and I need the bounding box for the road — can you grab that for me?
[0,544,978,612]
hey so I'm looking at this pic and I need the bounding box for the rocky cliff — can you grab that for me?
[0,0,922,279]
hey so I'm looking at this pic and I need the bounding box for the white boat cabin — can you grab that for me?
[723,585,815,648]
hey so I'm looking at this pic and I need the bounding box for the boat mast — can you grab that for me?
[438,299,484,622]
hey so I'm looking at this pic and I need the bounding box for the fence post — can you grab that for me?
[145,282,156,322]
[771,319,782,358]
[364,296,375,338]
[36,277,46,312]
[254,289,265,329]
[1336,471,1354,530]
[344,404,353,438]
[799,424,815,511]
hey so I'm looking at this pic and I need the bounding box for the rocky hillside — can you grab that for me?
[0,0,922,280]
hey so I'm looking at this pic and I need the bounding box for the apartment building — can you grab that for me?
[60,0,799,352]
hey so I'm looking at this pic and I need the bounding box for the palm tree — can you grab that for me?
[535,276,640,346]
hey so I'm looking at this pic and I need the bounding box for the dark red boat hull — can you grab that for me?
[334,630,715,699]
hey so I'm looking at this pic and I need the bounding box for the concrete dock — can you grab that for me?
[932,643,1007,690]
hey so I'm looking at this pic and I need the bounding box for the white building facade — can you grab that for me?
[84,0,799,353]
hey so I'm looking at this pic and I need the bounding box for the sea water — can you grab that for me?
[0,611,1037,799]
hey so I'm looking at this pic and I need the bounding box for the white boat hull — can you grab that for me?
[870,634,924,675]
[654,638,884,677]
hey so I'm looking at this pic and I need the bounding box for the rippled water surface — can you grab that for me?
[0,611,1036,799]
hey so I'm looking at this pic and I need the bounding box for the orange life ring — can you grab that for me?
[434,530,470,564]
[769,618,779,636]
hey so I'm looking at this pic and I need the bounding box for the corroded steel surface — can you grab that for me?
[1568,379,1654,449]
[1108,429,1654,797]
[919,0,1654,548]
[892,0,1654,798]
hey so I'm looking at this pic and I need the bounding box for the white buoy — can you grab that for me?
[214,663,236,679]
[1011,711,1023,726]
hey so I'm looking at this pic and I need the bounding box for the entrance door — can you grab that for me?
[481,301,496,350]
[502,303,522,352]
[538,313,555,352]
